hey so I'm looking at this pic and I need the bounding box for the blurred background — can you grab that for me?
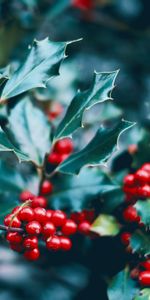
[0,1,150,299]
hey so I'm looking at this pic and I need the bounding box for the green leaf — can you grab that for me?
[54,70,118,140]
[91,214,120,236]
[134,200,150,227]
[49,168,120,211]
[101,189,124,213]
[56,120,135,175]
[0,127,30,162]
[107,268,139,300]
[0,38,69,101]
[0,65,10,86]
[134,289,150,300]
[130,230,150,256]
[6,97,51,165]
[0,196,18,224]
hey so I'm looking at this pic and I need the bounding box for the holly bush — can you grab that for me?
[0,1,150,300]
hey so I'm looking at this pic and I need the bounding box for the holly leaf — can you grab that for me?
[5,97,51,166]
[49,168,120,211]
[134,289,150,300]
[130,230,150,256]
[56,120,135,175]
[0,38,69,101]
[107,268,139,300]
[134,200,150,227]
[54,70,118,140]
[91,214,120,236]
[0,195,19,225]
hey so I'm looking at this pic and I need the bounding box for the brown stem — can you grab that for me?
[0,225,24,233]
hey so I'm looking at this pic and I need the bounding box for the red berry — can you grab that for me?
[24,248,40,261]
[123,174,135,186]
[78,221,91,235]
[46,236,61,251]
[31,196,47,208]
[23,236,38,250]
[130,268,140,279]
[141,260,150,271]
[83,210,95,223]
[135,169,149,184]
[48,102,63,120]
[139,271,150,286]
[34,207,47,224]
[47,152,62,165]
[123,206,140,223]
[12,206,20,214]
[42,222,56,238]
[141,163,150,174]
[4,214,21,228]
[72,0,92,10]
[62,219,77,235]
[123,186,138,196]
[40,180,53,195]
[6,232,22,244]
[46,209,53,221]
[59,153,69,162]
[51,210,66,227]
[18,207,34,222]
[137,185,150,198]
[60,237,72,251]
[10,243,23,252]
[120,232,131,246]
[128,144,138,155]
[26,221,42,235]
[20,190,34,202]
[54,138,73,155]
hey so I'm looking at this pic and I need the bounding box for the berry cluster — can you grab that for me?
[3,180,95,261]
[120,163,150,287]
[47,138,74,165]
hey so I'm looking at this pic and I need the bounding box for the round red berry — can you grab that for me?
[4,214,21,228]
[139,271,150,286]
[6,232,22,244]
[26,221,42,235]
[23,236,38,250]
[62,219,77,235]
[141,163,150,174]
[31,196,47,208]
[40,180,53,195]
[20,190,34,202]
[46,209,53,221]
[78,221,91,235]
[34,207,47,224]
[24,248,40,261]
[54,138,73,155]
[123,186,138,197]
[135,169,149,184]
[123,174,135,186]
[51,210,66,227]
[10,243,23,252]
[120,232,131,246]
[137,185,150,198]
[47,152,62,165]
[18,207,34,222]
[42,222,56,238]
[123,206,139,223]
[46,236,61,251]
[48,102,63,120]
[72,0,92,10]
[141,260,150,271]
[12,206,20,214]
[60,237,72,251]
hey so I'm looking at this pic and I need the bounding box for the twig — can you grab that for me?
[0,225,24,233]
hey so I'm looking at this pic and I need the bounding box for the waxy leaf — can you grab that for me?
[6,97,51,165]
[56,120,135,175]
[134,200,150,227]
[0,38,69,101]
[49,168,120,211]
[54,70,118,140]
[134,289,150,300]
[91,214,120,236]
[130,230,150,256]
[107,268,139,300]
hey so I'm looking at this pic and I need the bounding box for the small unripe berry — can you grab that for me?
[34,207,47,224]
[78,221,91,235]
[26,221,42,235]
[54,138,73,154]
[51,210,66,227]
[6,232,22,244]
[24,248,40,261]
[20,190,34,202]
[123,206,140,223]
[40,180,53,195]
[60,237,72,251]
[139,271,150,286]
[23,236,38,250]
[62,219,77,235]
[48,102,63,120]
[18,207,34,222]
[4,214,21,228]
[46,236,61,251]
[123,174,135,186]
[120,232,131,246]
[42,222,56,238]
[31,196,47,208]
